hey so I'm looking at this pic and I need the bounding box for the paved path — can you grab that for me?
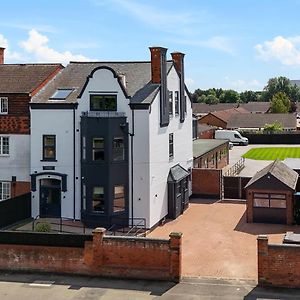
[0,272,300,300]
[149,200,300,280]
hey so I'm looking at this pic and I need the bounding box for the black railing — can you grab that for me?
[31,216,87,234]
[107,216,147,237]
[224,157,245,176]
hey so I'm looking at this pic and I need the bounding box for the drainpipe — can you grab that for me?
[131,109,135,227]
[73,105,76,220]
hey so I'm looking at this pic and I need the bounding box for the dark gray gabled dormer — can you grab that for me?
[149,47,169,127]
[171,52,186,123]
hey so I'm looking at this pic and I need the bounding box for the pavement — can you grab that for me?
[228,144,300,177]
[1,272,300,300]
[149,199,300,280]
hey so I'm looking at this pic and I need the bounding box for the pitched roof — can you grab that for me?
[227,113,297,129]
[240,102,270,113]
[0,64,63,94]
[167,164,190,183]
[193,103,238,114]
[245,159,298,190]
[208,107,249,123]
[31,61,173,105]
[193,139,228,158]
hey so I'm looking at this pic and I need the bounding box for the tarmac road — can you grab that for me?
[0,272,300,300]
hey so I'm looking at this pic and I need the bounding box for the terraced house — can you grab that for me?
[0,47,63,202]
[30,47,193,229]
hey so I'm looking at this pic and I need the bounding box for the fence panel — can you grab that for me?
[0,193,31,229]
[223,176,251,199]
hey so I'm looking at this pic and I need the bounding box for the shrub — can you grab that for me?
[35,222,51,232]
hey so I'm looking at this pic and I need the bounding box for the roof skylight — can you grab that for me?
[50,89,73,100]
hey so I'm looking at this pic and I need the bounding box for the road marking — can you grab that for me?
[29,281,55,288]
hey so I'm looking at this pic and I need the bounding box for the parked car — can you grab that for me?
[215,130,248,146]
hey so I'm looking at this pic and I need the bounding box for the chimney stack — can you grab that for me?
[149,46,167,84]
[0,48,5,64]
[171,52,185,75]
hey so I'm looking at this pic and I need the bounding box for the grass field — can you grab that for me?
[242,147,300,160]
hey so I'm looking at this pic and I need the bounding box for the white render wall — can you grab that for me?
[30,109,78,219]
[148,66,193,228]
[0,134,30,182]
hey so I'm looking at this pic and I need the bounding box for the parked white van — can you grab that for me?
[215,130,248,145]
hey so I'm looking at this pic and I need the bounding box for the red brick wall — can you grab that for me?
[0,94,30,134]
[257,235,300,288]
[0,229,182,282]
[199,114,227,128]
[11,181,30,198]
[192,168,221,197]
[198,129,214,139]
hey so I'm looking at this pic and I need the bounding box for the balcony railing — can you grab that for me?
[82,111,126,118]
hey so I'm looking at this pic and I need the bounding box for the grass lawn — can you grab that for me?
[242,147,300,160]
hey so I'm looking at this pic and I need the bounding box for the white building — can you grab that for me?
[30,47,193,229]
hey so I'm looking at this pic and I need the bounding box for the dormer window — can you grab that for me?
[90,95,117,111]
[50,89,73,100]
[0,97,8,114]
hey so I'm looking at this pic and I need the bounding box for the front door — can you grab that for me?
[40,179,61,217]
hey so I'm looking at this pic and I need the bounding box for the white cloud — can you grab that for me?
[0,34,23,61]
[93,0,205,36]
[20,29,92,64]
[223,76,262,91]
[255,35,300,65]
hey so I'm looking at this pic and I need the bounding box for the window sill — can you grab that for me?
[40,159,57,162]
[0,155,10,157]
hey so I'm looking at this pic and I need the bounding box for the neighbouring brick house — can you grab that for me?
[193,139,229,169]
[198,107,249,128]
[197,124,216,139]
[245,160,299,225]
[0,47,63,201]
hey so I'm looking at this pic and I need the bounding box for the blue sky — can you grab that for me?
[1,0,300,92]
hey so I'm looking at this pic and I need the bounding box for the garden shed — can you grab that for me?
[245,160,298,225]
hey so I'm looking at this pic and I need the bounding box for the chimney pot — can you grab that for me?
[0,47,5,64]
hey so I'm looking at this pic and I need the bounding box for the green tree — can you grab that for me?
[198,94,207,103]
[270,92,290,113]
[263,122,283,133]
[240,90,258,103]
[205,93,219,105]
[219,89,240,103]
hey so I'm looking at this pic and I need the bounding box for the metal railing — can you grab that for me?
[31,215,87,234]
[107,216,147,237]
[82,111,126,118]
[224,157,245,176]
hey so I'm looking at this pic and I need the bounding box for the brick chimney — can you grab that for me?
[171,52,185,75]
[0,48,5,64]
[149,46,167,84]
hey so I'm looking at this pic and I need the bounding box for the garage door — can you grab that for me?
[253,193,287,224]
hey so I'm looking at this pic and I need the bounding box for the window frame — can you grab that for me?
[113,185,125,213]
[253,193,286,209]
[169,133,174,158]
[0,97,8,115]
[112,137,125,161]
[0,181,10,201]
[92,186,105,213]
[174,91,179,115]
[169,91,173,116]
[90,94,117,111]
[92,137,105,161]
[42,135,56,161]
[0,136,9,156]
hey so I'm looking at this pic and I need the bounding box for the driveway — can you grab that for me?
[227,144,300,177]
[149,199,300,280]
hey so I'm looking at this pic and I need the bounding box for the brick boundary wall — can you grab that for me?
[0,228,182,282]
[192,168,221,198]
[257,235,300,288]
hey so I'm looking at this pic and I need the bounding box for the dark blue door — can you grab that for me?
[40,179,61,217]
